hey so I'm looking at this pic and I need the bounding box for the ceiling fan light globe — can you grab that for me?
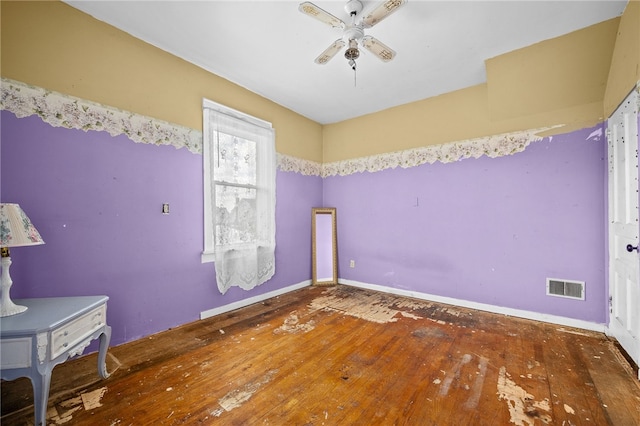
[345,47,360,60]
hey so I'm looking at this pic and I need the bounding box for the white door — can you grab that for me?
[608,88,640,379]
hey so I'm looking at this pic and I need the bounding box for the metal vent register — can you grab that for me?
[546,278,585,300]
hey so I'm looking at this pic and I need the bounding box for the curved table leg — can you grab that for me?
[97,325,112,379]
[30,368,52,426]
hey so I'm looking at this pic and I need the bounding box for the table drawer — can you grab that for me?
[51,304,106,359]
[0,337,32,369]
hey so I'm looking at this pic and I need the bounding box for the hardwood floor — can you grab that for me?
[2,285,640,425]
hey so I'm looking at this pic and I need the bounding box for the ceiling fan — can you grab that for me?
[299,0,407,71]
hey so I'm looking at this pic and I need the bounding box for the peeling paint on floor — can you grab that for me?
[556,327,592,337]
[497,366,552,425]
[441,307,464,317]
[307,287,477,328]
[48,405,82,425]
[439,354,473,396]
[412,327,449,339]
[526,360,541,370]
[48,387,108,425]
[59,396,83,408]
[464,356,489,410]
[309,287,431,324]
[81,387,108,410]
[434,353,489,410]
[274,310,316,334]
[214,369,278,416]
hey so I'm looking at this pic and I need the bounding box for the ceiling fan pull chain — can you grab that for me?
[354,66,357,87]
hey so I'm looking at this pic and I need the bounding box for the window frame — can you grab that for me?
[201,98,273,263]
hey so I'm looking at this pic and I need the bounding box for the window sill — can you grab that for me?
[201,251,215,263]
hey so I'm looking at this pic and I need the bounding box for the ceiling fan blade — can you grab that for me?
[361,36,396,62]
[314,39,347,64]
[361,0,408,28]
[299,2,345,29]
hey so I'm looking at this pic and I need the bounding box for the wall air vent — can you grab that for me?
[546,278,585,300]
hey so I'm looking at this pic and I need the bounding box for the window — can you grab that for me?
[202,99,276,294]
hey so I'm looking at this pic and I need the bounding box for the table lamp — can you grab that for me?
[0,203,45,317]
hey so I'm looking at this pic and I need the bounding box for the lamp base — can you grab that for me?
[0,254,28,317]
[0,300,28,317]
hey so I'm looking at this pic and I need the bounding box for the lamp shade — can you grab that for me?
[0,203,45,247]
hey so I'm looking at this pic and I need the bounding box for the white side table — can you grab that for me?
[0,296,111,426]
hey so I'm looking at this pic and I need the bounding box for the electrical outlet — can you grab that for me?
[350,260,355,268]
[162,203,170,214]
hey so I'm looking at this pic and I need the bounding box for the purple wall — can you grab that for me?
[1,111,322,346]
[0,108,615,343]
[324,125,608,324]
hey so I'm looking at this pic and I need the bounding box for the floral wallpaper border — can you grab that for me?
[277,153,322,176]
[322,128,555,177]
[1,78,203,154]
[1,77,557,178]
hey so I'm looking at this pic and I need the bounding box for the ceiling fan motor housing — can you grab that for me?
[344,0,363,17]
[343,26,364,43]
[298,0,406,68]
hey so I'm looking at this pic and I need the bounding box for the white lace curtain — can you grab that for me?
[206,107,276,294]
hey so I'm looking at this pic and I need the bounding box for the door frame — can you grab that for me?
[606,86,640,380]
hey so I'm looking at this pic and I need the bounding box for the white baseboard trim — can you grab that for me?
[200,280,312,320]
[339,279,607,334]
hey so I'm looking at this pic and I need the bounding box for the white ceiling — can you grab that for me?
[64,0,627,124]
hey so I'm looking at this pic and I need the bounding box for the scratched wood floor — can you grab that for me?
[2,285,640,425]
